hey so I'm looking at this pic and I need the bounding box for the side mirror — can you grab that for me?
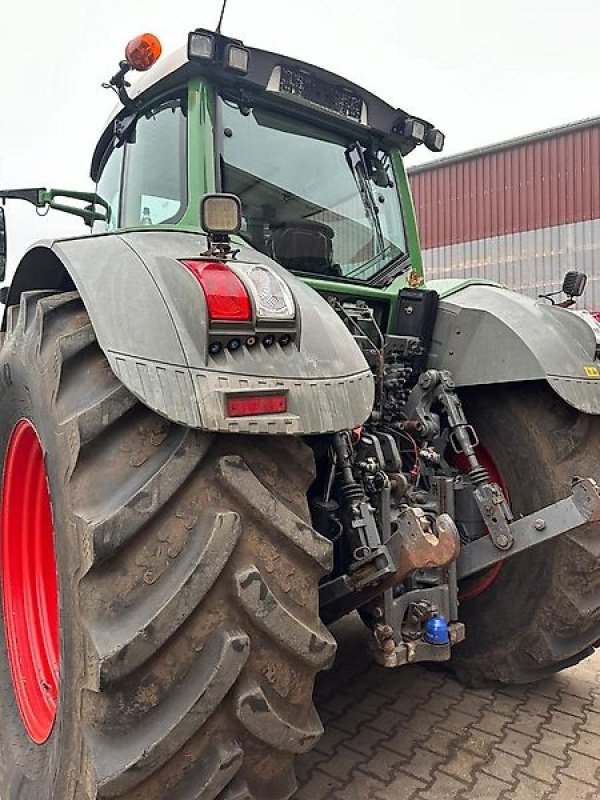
[563,270,587,298]
[0,206,6,282]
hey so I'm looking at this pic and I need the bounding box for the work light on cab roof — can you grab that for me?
[188,29,250,74]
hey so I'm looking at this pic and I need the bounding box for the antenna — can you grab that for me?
[216,0,229,33]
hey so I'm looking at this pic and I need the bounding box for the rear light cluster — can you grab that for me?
[181,259,296,357]
[181,260,295,323]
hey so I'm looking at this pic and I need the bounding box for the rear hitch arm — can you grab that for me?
[457,477,600,579]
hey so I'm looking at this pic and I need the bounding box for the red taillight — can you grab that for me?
[226,394,288,417]
[182,260,252,322]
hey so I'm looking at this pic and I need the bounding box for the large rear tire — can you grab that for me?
[0,291,335,799]
[451,382,600,685]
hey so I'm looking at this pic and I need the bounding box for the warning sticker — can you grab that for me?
[584,365,600,378]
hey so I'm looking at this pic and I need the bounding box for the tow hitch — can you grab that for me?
[369,477,600,669]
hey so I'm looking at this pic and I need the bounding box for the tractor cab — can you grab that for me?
[87,29,444,292]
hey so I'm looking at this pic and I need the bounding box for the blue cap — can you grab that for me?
[423,615,449,645]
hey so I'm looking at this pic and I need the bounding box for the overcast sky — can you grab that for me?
[1,0,599,277]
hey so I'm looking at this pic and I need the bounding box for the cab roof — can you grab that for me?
[91,30,443,181]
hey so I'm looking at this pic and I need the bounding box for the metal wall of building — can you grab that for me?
[409,118,600,308]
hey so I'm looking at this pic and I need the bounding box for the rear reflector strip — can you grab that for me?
[226,394,288,417]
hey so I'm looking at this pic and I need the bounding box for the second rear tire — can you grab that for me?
[451,382,600,685]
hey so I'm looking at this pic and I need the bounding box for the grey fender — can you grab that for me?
[4,230,374,433]
[428,284,600,414]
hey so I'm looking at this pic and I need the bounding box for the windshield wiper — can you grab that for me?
[345,142,385,256]
[367,252,411,287]
[345,242,398,279]
[369,253,411,287]
[292,270,375,286]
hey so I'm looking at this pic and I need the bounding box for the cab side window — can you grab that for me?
[122,99,187,227]
[93,146,123,233]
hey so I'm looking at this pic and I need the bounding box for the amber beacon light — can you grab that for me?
[125,33,162,72]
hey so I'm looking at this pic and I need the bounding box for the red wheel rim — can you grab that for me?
[453,445,510,602]
[1,419,60,744]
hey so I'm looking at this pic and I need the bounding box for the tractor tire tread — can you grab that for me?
[1,291,334,800]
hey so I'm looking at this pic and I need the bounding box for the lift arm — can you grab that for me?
[457,478,600,579]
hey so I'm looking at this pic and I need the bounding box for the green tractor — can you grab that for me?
[1,28,600,800]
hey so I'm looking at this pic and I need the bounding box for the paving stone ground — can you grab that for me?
[296,615,600,800]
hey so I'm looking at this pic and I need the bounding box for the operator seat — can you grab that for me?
[270,220,341,276]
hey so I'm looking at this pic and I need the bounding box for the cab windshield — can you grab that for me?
[219,98,407,282]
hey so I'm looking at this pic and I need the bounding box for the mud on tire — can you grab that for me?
[0,291,336,800]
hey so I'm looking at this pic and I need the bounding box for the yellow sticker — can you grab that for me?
[584,365,600,378]
[407,270,424,288]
